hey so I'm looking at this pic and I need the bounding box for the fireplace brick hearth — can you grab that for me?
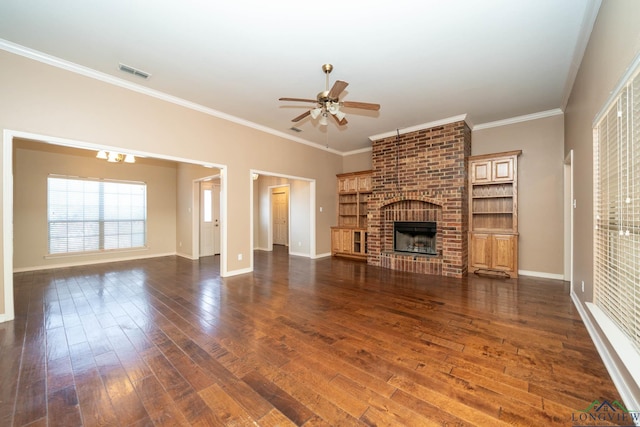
[368,120,471,277]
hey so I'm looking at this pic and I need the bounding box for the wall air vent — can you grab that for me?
[118,63,151,79]
[289,127,302,133]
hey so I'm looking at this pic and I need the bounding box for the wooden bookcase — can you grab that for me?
[331,170,372,259]
[468,150,521,277]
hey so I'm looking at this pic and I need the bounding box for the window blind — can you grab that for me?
[593,66,640,355]
[48,176,147,254]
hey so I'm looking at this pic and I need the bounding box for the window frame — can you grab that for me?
[47,175,147,256]
[590,54,640,389]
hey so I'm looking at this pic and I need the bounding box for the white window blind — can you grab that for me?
[48,176,147,254]
[593,65,640,355]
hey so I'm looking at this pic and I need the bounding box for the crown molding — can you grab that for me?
[0,39,344,156]
[473,108,564,131]
[368,114,469,141]
[341,146,372,157]
[561,0,602,110]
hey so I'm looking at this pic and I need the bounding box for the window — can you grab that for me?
[203,188,212,222]
[593,62,640,355]
[48,176,147,254]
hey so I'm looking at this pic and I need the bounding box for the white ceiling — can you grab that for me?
[0,0,600,153]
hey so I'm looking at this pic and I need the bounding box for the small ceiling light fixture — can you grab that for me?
[310,108,322,120]
[97,150,136,164]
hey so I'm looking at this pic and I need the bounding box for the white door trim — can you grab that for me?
[563,149,574,285]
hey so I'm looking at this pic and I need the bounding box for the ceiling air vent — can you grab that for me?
[118,63,151,79]
[289,127,302,133]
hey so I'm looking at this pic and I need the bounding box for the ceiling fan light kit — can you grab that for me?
[96,150,136,163]
[279,64,380,128]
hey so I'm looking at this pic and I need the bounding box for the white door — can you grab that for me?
[200,181,220,256]
[272,190,288,246]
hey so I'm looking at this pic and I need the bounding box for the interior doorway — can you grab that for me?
[199,179,221,256]
[2,130,229,323]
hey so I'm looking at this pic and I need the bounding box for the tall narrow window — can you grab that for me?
[48,176,147,254]
[203,189,212,223]
[593,63,640,355]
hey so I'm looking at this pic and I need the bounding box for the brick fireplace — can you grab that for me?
[368,120,471,278]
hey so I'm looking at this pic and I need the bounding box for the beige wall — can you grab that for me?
[0,50,342,317]
[564,0,640,400]
[343,150,372,173]
[472,114,565,276]
[565,0,640,302]
[13,139,177,270]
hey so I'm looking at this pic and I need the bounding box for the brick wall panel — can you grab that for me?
[369,121,470,278]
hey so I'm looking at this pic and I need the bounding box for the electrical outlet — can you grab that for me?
[238,253,243,261]
[298,241,302,247]
[581,280,585,292]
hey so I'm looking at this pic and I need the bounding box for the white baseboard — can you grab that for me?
[288,251,310,258]
[0,313,12,323]
[13,251,177,272]
[571,292,640,419]
[176,252,198,260]
[223,267,253,277]
[518,269,565,280]
[253,247,271,252]
[312,252,332,259]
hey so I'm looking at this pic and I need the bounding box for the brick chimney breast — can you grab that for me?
[368,121,471,278]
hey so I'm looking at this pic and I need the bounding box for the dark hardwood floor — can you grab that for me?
[1,246,620,426]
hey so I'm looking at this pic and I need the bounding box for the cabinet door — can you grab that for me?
[357,175,372,192]
[470,161,492,183]
[492,158,514,182]
[352,230,368,255]
[338,176,358,193]
[491,234,516,272]
[331,229,342,254]
[469,233,492,269]
[340,229,353,253]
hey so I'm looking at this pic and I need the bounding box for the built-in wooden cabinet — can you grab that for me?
[468,151,521,277]
[332,170,371,260]
[331,228,367,258]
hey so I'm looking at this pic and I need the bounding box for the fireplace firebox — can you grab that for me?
[393,221,437,255]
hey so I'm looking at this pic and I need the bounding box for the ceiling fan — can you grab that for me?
[279,64,380,126]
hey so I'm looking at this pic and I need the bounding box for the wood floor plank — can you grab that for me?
[47,384,83,427]
[93,350,150,425]
[242,369,315,425]
[133,374,191,427]
[199,382,264,426]
[3,247,623,426]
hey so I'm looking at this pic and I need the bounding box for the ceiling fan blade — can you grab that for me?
[331,114,348,126]
[341,101,381,111]
[279,97,317,103]
[291,110,311,122]
[328,80,349,99]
